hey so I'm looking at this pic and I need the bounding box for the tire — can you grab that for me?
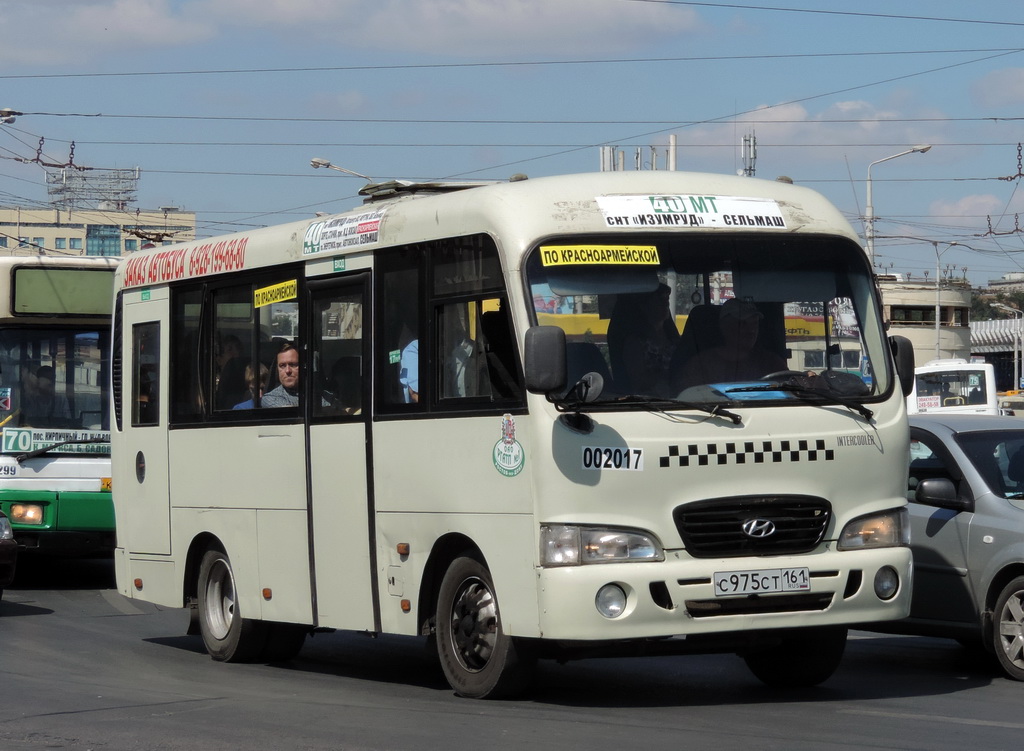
[992,576,1024,680]
[436,554,535,699]
[197,548,268,662]
[743,627,847,688]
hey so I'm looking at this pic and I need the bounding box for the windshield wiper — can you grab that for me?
[726,380,874,421]
[614,395,743,425]
[15,438,110,464]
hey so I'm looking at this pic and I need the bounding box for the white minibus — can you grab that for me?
[112,171,915,697]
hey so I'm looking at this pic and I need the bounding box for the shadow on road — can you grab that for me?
[8,554,115,591]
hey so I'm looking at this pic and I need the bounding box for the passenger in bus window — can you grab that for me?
[22,365,72,427]
[215,334,247,409]
[233,363,269,410]
[261,341,301,407]
[607,283,679,396]
[676,298,786,389]
[399,339,419,403]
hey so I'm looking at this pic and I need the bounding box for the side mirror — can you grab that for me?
[890,335,915,397]
[524,326,567,394]
[915,477,973,512]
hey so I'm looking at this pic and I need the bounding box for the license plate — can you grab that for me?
[713,567,810,597]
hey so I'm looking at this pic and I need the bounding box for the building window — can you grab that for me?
[32,237,44,249]
[69,238,83,250]
[124,239,138,252]
[55,238,66,250]
[0,237,7,248]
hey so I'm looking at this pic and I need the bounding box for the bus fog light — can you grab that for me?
[873,566,899,600]
[595,584,627,618]
[10,503,44,525]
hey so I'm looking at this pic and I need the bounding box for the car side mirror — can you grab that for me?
[890,335,915,397]
[524,326,567,394]
[915,477,973,512]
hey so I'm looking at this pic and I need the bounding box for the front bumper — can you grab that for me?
[533,545,913,641]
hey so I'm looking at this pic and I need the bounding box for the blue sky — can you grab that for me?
[1,0,1022,286]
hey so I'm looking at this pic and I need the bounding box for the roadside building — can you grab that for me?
[0,207,195,257]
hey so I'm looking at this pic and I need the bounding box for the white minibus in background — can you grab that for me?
[0,256,116,557]
[907,358,999,416]
[111,171,915,698]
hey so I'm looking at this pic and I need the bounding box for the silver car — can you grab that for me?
[894,413,1024,679]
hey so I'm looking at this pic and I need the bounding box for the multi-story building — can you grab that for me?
[877,274,973,365]
[0,207,195,257]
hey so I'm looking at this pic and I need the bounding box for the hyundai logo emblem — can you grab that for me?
[741,518,777,538]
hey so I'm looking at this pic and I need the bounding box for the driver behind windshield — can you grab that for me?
[675,298,786,389]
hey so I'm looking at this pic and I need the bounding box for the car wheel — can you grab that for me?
[743,627,847,687]
[992,576,1024,680]
[197,548,268,662]
[436,554,534,699]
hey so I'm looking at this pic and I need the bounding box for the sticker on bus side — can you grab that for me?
[582,446,644,471]
[595,195,786,229]
[539,245,659,266]
[493,414,525,477]
[254,280,298,308]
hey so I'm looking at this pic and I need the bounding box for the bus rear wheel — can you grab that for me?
[197,548,268,662]
[742,626,847,687]
[436,555,534,699]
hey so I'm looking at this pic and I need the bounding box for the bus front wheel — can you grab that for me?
[435,555,534,699]
[197,548,268,662]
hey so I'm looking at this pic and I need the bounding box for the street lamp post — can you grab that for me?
[865,145,932,264]
[991,303,1023,391]
[932,241,961,359]
[310,157,372,182]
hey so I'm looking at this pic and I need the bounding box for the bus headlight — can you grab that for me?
[0,515,12,539]
[10,503,44,525]
[838,508,909,550]
[540,525,664,567]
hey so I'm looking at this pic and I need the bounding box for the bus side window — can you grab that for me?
[378,248,422,409]
[131,322,160,427]
[313,288,364,419]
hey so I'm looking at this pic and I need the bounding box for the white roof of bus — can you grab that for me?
[114,171,861,289]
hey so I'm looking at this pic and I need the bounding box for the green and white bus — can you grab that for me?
[111,171,915,698]
[0,256,116,556]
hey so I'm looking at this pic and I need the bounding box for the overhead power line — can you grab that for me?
[0,47,1018,80]
[623,1,1024,28]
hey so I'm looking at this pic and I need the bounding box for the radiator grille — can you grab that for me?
[673,495,831,558]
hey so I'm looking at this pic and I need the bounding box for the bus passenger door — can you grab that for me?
[307,275,377,631]
[119,290,171,555]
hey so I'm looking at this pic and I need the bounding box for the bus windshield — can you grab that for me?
[0,327,110,433]
[525,234,890,405]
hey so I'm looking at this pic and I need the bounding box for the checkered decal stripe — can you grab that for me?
[659,439,835,468]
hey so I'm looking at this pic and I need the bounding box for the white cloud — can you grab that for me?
[930,194,1010,221]
[0,0,701,66]
[972,68,1024,108]
[188,0,701,57]
[0,0,216,65]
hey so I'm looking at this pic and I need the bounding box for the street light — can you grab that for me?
[931,241,962,359]
[310,157,372,182]
[865,145,932,263]
[991,303,1023,392]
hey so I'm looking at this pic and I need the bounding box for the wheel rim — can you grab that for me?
[204,557,236,641]
[448,575,498,672]
[998,588,1024,669]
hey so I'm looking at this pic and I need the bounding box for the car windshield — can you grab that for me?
[957,430,1024,499]
[525,233,890,407]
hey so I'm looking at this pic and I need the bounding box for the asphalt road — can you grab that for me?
[2,557,1022,751]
